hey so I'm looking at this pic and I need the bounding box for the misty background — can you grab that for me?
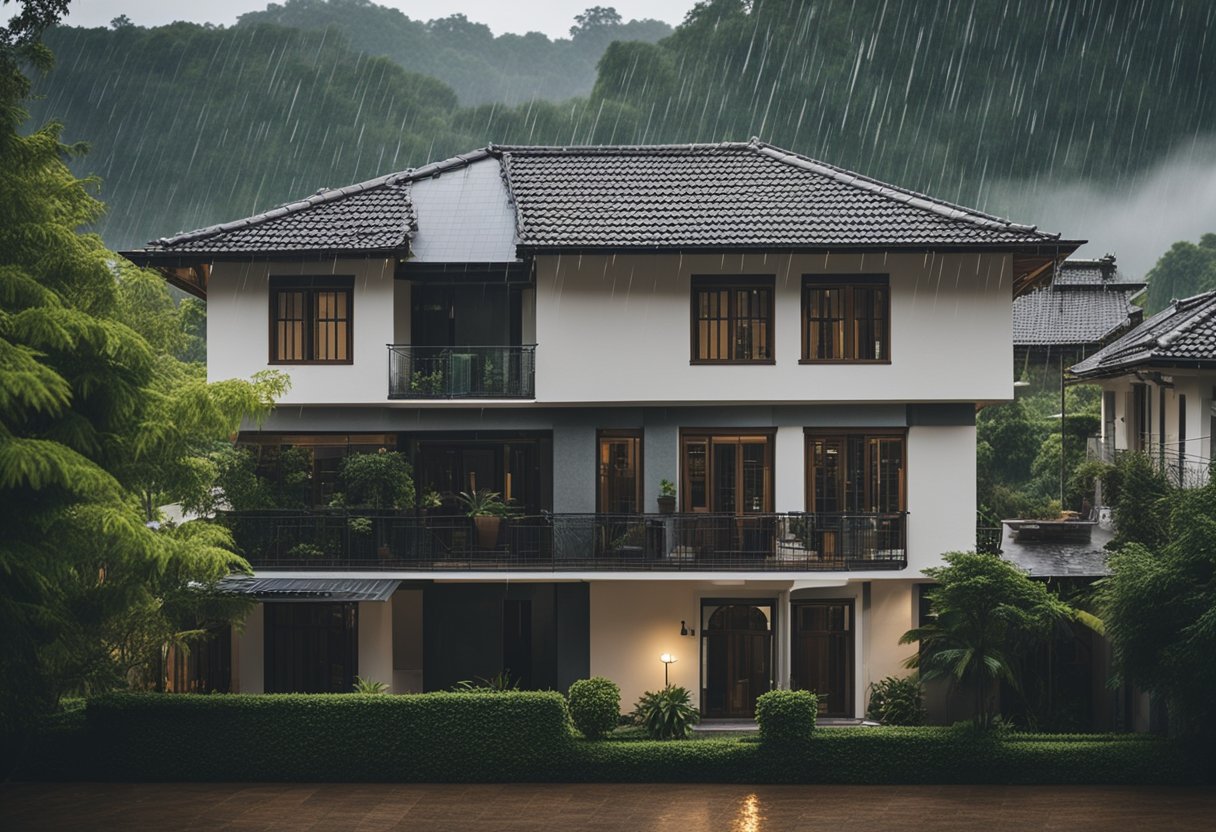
[26,0,1216,284]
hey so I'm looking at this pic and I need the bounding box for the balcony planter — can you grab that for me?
[657,480,677,515]
[472,515,503,550]
[457,488,516,551]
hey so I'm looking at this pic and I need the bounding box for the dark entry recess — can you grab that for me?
[790,600,854,717]
[700,600,774,718]
[264,602,358,693]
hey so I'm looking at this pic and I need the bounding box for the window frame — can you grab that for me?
[803,428,907,514]
[596,429,644,514]
[268,276,355,365]
[689,275,776,365]
[679,429,776,513]
[800,275,891,364]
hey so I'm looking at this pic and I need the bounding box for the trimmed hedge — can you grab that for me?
[568,677,621,740]
[755,690,817,745]
[13,694,1198,785]
[84,691,573,782]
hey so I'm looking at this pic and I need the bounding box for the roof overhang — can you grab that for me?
[119,247,412,300]
[1070,358,1216,382]
[216,576,400,602]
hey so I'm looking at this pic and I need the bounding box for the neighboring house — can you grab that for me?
[122,140,1080,718]
[1071,290,1216,488]
[1012,255,1145,368]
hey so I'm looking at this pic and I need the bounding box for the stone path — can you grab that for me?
[2,782,1213,831]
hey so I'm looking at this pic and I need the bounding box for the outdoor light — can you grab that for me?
[660,652,677,687]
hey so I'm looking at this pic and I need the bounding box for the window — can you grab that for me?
[597,431,642,513]
[681,432,774,513]
[691,276,774,363]
[802,277,889,362]
[805,430,905,514]
[270,277,353,363]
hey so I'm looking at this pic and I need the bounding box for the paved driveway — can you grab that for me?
[2,783,1213,831]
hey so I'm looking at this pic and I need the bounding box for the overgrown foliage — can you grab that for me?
[337,448,415,510]
[1145,233,1216,313]
[568,677,621,740]
[865,675,926,726]
[1102,480,1216,748]
[755,689,817,745]
[902,552,1070,729]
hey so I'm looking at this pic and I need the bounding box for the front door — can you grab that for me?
[701,601,774,718]
[790,600,854,717]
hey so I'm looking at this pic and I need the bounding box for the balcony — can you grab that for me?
[221,510,908,571]
[388,345,536,399]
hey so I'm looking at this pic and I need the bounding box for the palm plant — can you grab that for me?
[632,685,700,739]
[900,551,1069,729]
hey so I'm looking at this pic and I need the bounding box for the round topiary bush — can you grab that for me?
[755,689,818,745]
[568,677,621,740]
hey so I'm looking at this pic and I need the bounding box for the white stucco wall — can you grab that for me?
[534,252,1013,404]
[206,257,397,405]
[357,600,394,689]
[906,424,977,572]
[865,581,919,697]
[1099,372,1214,484]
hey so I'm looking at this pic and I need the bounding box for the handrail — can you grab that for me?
[387,344,536,399]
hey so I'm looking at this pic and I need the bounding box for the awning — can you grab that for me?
[217,577,400,602]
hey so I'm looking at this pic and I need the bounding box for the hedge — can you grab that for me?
[754,689,817,746]
[83,691,573,782]
[11,694,1199,785]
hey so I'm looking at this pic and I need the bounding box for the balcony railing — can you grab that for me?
[388,345,536,399]
[1086,436,1211,489]
[221,510,908,571]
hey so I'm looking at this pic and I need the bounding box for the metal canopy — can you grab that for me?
[217,576,400,602]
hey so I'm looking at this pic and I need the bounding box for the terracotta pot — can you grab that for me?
[473,515,502,549]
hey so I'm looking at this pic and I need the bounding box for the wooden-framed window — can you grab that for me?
[269,276,354,364]
[691,276,775,363]
[597,430,643,514]
[801,276,889,362]
[804,429,906,514]
[680,431,774,513]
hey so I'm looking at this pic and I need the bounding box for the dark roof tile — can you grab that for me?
[1071,290,1216,377]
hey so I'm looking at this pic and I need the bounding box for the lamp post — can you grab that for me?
[660,653,676,688]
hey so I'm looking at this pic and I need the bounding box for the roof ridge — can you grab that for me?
[1157,291,1216,348]
[489,141,754,154]
[749,140,1057,240]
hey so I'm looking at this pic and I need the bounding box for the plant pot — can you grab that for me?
[473,515,502,549]
[657,495,676,515]
[377,544,392,560]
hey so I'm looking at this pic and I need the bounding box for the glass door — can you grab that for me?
[791,600,854,717]
[701,601,775,718]
[683,433,773,558]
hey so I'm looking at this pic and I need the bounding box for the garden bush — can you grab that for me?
[83,691,572,781]
[632,686,699,740]
[754,689,817,745]
[568,677,621,740]
[865,675,925,726]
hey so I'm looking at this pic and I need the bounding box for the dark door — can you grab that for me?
[502,599,533,688]
[701,601,774,717]
[264,602,358,693]
[791,600,854,717]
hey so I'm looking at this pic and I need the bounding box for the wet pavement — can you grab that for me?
[1,782,1213,830]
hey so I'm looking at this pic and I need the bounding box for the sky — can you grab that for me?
[63,0,698,39]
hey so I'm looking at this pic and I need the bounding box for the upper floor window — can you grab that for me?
[691,276,774,364]
[802,277,889,362]
[270,277,353,364]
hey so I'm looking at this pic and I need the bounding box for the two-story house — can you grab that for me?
[1072,290,1216,488]
[123,141,1080,718]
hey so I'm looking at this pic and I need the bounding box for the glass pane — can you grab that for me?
[713,443,737,513]
[741,443,766,513]
[599,435,641,513]
[686,441,707,510]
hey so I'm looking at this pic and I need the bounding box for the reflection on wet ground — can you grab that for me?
[2,782,1214,831]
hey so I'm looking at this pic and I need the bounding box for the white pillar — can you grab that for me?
[358,600,394,688]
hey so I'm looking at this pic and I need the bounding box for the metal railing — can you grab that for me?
[1086,436,1211,489]
[387,345,536,399]
[976,526,1003,554]
[220,510,908,571]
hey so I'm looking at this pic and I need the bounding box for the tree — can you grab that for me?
[901,552,1070,729]
[1102,482,1216,743]
[571,6,622,37]
[0,7,285,735]
[1144,234,1216,313]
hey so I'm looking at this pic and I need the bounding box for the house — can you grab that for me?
[1071,289,1216,488]
[1012,255,1144,369]
[122,140,1081,718]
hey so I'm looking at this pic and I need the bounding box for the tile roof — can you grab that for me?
[499,141,1070,249]
[1000,523,1112,578]
[1071,290,1216,377]
[1013,257,1145,348]
[131,140,1077,259]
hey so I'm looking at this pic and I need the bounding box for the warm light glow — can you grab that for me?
[732,793,762,832]
[660,653,676,664]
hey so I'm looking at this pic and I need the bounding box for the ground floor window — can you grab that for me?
[264,602,358,693]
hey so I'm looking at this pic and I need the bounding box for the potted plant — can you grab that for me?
[418,486,442,516]
[657,479,677,514]
[457,488,515,549]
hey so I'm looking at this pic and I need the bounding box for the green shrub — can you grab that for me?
[351,676,388,694]
[83,691,572,781]
[755,689,817,745]
[568,677,621,740]
[865,676,926,726]
[632,686,699,740]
